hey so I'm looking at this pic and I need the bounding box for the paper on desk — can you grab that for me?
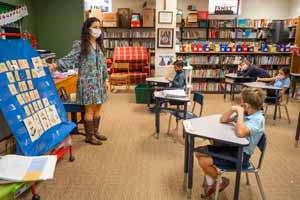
[0,155,57,182]
[163,89,187,98]
[183,120,197,134]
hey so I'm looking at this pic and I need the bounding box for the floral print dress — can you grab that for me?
[57,40,108,105]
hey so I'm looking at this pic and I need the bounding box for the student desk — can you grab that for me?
[291,73,300,98]
[224,73,254,101]
[154,91,190,138]
[146,77,170,86]
[295,102,300,147]
[243,82,281,120]
[183,115,249,200]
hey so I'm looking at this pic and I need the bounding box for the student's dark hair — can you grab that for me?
[280,67,290,76]
[80,17,105,58]
[241,88,266,110]
[174,60,184,68]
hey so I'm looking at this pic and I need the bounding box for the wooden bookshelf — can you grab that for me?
[177,51,292,93]
[291,16,300,73]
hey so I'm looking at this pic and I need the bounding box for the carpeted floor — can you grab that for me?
[19,89,300,200]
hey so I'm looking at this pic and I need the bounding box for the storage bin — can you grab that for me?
[135,83,154,104]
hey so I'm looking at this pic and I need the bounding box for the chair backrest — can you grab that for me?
[192,92,204,117]
[256,134,267,170]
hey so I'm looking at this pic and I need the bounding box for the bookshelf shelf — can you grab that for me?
[176,52,292,55]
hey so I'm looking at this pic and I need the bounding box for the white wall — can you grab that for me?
[112,0,155,13]
[289,0,300,18]
[177,0,291,19]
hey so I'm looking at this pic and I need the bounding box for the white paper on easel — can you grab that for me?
[0,154,57,182]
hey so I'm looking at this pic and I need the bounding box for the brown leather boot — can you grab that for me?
[94,117,107,141]
[84,120,102,145]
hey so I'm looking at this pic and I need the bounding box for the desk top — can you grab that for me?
[146,77,170,84]
[225,73,251,79]
[154,91,190,102]
[183,114,249,146]
[53,74,78,85]
[243,82,281,90]
[291,73,300,77]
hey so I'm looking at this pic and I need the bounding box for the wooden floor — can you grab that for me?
[20,89,300,200]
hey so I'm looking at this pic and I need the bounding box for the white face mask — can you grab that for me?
[89,28,101,38]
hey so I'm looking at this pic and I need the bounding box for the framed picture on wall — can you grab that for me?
[157,28,174,48]
[158,11,173,24]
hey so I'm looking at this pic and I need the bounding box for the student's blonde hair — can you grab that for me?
[241,88,266,110]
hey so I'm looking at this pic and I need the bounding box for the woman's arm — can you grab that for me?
[56,41,81,72]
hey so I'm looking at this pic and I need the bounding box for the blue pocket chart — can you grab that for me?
[0,39,76,156]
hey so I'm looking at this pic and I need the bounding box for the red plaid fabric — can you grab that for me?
[129,72,148,84]
[113,47,149,65]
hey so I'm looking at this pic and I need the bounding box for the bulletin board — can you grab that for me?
[0,39,76,156]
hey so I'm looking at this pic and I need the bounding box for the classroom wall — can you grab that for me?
[289,0,300,18]
[178,0,291,19]
[30,0,84,58]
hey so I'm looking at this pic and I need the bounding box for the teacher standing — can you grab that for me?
[52,17,109,145]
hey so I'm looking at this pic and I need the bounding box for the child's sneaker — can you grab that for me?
[204,177,230,197]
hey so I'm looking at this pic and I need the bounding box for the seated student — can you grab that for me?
[237,57,270,79]
[169,60,186,88]
[257,67,290,102]
[195,88,266,197]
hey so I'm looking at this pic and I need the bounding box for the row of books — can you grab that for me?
[103,40,130,48]
[185,55,244,65]
[103,40,155,49]
[255,56,291,65]
[103,31,155,38]
[209,19,235,28]
[132,41,155,48]
[207,19,272,28]
[183,55,290,65]
[192,69,227,78]
[182,30,206,39]
[237,19,271,28]
[192,82,224,92]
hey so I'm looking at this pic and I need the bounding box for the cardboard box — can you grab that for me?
[102,21,118,27]
[187,13,197,23]
[102,12,118,22]
[90,9,103,21]
[143,8,155,27]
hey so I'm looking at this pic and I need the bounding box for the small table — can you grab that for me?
[224,73,254,101]
[243,82,281,120]
[146,77,170,86]
[295,102,300,147]
[291,73,300,98]
[183,115,249,200]
[154,91,190,138]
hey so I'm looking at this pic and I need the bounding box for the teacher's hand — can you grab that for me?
[105,81,109,91]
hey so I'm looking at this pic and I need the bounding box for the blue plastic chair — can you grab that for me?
[167,92,204,142]
[210,135,267,200]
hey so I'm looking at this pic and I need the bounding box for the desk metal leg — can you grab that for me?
[183,102,188,139]
[184,131,189,189]
[155,98,160,139]
[295,111,300,147]
[187,135,194,198]
[233,147,243,200]
[273,90,279,120]
[224,82,227,100]
[292,79,296,98]
[232,83,236,101]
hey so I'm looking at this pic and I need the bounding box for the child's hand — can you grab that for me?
[257,77,261,81]
[231,105,244,114]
